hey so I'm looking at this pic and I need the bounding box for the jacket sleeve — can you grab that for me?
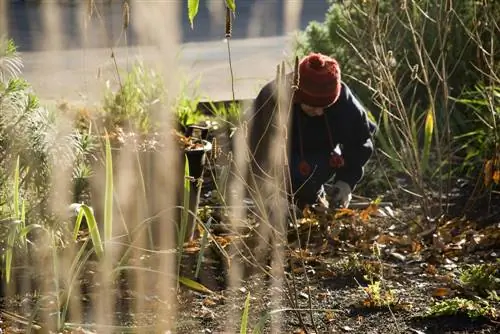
[334,98,377,190]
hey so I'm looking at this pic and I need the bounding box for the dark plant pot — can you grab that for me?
[177,125,212,242]
[179,141,212,240]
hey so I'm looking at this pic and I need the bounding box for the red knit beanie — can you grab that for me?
[295,53,342,107]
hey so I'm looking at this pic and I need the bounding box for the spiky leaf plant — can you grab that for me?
[0,38,81,255]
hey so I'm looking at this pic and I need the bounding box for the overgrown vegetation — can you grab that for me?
[1,0,499,332]
[295,0,500,217]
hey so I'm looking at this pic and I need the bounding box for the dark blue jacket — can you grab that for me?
[248,78,377,206]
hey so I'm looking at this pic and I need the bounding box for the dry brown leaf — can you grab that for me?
[425,264,437,275]
[293,266,305,274]
[184,240,200,253]
[334,208,356,219]
[376,234,403,245]
[411,240,423,253]
[213,235,233,248]
[432,287,452,297]
[325,310,335,322]
[484,159,493,186]
[202,297,217,307]
[359,203,379,222]
[317,292,330,301]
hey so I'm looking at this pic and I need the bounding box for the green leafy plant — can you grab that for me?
[240,291,251,334]
[428,297,498,319]
[362,280,396,308]
[175,91,204,132]
[187,0,236,28]
[294,0,500,216]
[208,100,242,128]
[460,263,500,297]
[101,62,165,136]
[451,85,500,178]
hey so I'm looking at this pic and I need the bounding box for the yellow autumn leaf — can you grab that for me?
[493,170,500,185]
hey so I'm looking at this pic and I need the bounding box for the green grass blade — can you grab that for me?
[50,230,62,330]
[104,133,114,244]
[5,222,18,284]
[188,0,199,29]
[13,155,20,219]
[80,204,104,259]
[19,224,41,239]
[20,199,26,248]
[240,291,251,334]
[195,217,212,279]
[61,239,93,324]
[178,276,213,294]
[72,206,86,241]
[422,106,434,172]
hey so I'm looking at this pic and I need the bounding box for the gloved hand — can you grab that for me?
[325,181,352,208]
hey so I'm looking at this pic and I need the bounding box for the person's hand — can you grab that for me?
[326,181,352,208]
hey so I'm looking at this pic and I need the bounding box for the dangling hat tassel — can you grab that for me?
[329,152,344,168]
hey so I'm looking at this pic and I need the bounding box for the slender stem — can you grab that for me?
[226,38,236,103]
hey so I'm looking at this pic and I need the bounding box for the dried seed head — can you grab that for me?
[281,60,286,83]
[225,6,232,39]
[275,64,280,85]
[410,64,419,80]
[86,0,94,21]
[292,55,299,90]
[122,1,130,31]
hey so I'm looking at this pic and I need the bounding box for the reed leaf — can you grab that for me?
[188,0,199,29]
[74,204,104,259]
[13,156,20,218]
[240,291,251,334]
[178,276,213,294]
[104,133,113,244]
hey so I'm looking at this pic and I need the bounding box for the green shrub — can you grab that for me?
[295,0,498,112]
[101,61,166,136]
[0,39,73,198]
[294,0,500,213]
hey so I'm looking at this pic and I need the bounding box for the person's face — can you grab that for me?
[301,104,325,117]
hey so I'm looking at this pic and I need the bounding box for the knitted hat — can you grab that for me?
[295,53,342,107]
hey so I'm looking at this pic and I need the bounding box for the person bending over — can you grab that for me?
[247,52,377,210]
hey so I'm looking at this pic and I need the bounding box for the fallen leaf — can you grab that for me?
[493,170,500,184]
[325,310,335,322]
[432,287,452,297]
[359,203,379,221]
[334,208,356,219]
[411,241,423,253]
[202,298,217,307]
[425,264,437,275]
[179,277,213,295]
